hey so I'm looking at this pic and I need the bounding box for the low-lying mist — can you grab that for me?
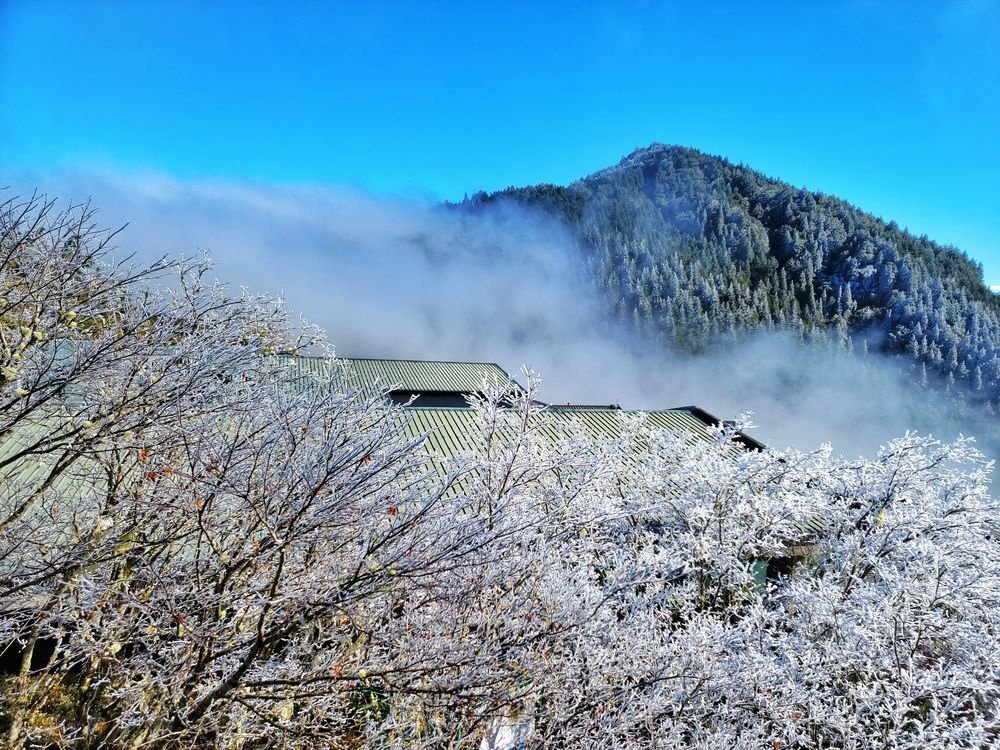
[8,170,995,460]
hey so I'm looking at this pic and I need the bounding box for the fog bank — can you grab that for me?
[5,171,991,459]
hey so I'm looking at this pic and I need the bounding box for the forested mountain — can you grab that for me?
[465,144,1000,415]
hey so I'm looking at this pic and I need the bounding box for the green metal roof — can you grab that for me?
[2,359,816,578]
[0,358,756,513]
[401,406,749,503]
[339,358,514,394]
[279,356,516,399]
[0,411,104,497]
[403,406,730,461]
[275,356,757,457]
[0,412,108,580]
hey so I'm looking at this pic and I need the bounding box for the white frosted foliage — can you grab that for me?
[1,195,999,749]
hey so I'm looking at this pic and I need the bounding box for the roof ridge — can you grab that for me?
[337,356,510,370]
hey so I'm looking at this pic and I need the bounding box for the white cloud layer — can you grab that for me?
[4,170,991,459]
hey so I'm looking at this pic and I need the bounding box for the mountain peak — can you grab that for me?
[465,144,1000,424]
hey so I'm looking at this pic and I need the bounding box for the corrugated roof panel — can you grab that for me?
[398,406,731,504]
[401,407,727,461]
[273,355,338,398]
[398,407,778,519]
[0,413,108,571]
[278,356,518,401]
[342,358,514,394]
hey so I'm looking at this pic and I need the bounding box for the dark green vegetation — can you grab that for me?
[465,144,1000,415]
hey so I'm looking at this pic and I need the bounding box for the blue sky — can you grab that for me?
[1,0,998,279]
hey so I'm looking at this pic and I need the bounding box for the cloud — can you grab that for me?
[3,169,992,460]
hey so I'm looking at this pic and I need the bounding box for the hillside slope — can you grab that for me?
[467,144,1000,414]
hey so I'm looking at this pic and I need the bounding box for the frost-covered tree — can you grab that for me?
[0,196,535,748]
[458,398,1000,749]
[405,378,1000,749]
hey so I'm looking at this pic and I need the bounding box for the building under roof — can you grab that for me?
[298,356,765,453]
[79,354,755,510]
[0,356,763,522]
[320,358,819,549]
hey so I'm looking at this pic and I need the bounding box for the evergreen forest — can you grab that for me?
[465,144,1000,418]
